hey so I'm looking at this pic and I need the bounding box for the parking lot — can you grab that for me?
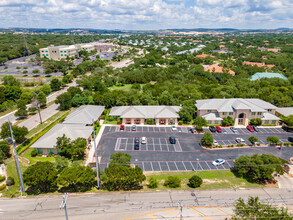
[97,125,293,172]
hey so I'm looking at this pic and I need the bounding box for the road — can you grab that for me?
[0,81,76,129]
[1,188,293,219]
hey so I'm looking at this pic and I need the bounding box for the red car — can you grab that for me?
[247,125,254,132]
[120,125,125,131]
[216,126,222,133]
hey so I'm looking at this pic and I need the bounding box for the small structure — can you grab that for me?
[196,54,215,58]
[195,98,280,126]
[205,64,235,76]
[63,105,105,125]
[31,124,93,155]
[109,106,181,125]
[250,72,287,81]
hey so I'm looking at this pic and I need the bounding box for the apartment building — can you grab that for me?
[39,43,95,61]
[195,98,280,126]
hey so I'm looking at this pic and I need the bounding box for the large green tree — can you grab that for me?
[0,122,28,143]
[232,196,292,220]
[23,161,58,193]
[221,116,234,126]
[281,115,293,127]
[50,78,62,92]
[55,92,72,110]
[200,132,214,147]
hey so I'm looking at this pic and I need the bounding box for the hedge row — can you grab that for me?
[17,111,71,155]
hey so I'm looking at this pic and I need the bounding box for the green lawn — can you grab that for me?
[143,170,264,190]
[22,149,56,164]
[109,84,133,91]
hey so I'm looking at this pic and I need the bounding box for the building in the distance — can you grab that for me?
[195,98,280,126]
[109,106,181,125]
[250,72,288,81]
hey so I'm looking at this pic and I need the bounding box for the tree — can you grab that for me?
[0,140,11,163]
[221,116,234,126]
[233,154,284,182]
[55,155,70,172]
[193,116,208,132]
[55,92,72,110]
[0,122,28,143]
[178,105,195,123]
[164,176,181,188]
[267,136,279,145]
[15,100,28,118]
[248,136,259,144]
[281,115,293,127]
[57,166,95,192]
[23,161,58,193]
[249,118,262,126]
[109,152,132,166]
[54,135,87,160]
[188,175,203,188]
[2,76,20,87]
[232,196,292,220]
[50,78,61,92]
[200,132,214,147]
[67,87,82,97]
[147,176,158,188]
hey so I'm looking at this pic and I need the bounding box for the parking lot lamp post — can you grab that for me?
[32,91,43,124]
[92,119,100,189]
[60,193,68,220]
[196,158,199,174]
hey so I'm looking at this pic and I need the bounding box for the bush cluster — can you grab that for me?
[164,176,181,188]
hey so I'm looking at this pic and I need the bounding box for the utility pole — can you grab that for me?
[92,119,100,189]
[60,193,68,220]
[196,158,199,174]
[8,118,25,193]
[32,91,43,124]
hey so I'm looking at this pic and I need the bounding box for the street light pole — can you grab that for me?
[32,91,44,124]
[60,193,68,220]
[92,119,100,189]
[196,158,199,174]
[8,118,25,193]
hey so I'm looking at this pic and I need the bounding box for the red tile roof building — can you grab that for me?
[205,64,235,76]
[243,61,275,68]
[196,54,215,58]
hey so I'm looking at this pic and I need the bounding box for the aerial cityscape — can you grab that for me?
[0,1,293,220]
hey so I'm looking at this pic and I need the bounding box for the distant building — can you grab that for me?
[250,72,287,81]
[276,107,293,117]
[109,106,181,125]
[205,64,235,75]
[243,61,275,69]
[212,49,233,54]
[196,54,215,58]
[195,98,280,126]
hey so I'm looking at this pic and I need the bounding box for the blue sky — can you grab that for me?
[0,0,292,30]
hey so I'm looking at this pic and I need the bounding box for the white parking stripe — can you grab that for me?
[166,162,170,171]
[182,161,187,171]
[150,162,154,171]
[159,139,162,151]
[226,161,232,168]
[125,138,129,150]
[174,162,179,171]
[158,162,162,171]
[205,161,211,170]
[167,144,170,151]
[190,161,195,170]
[198,162,203,170]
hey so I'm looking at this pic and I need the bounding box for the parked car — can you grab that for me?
[209,126,217,132]
[169,137,176,144]
[141,137,147,144]
[216,126,222,133]
[212,158,225,166]
[134,142,139,150]
[288,137,293,142]
[134,137,139,143]
[120,125,125,131]
[253,126,259,132]
[171,126,177,131]
[236,138,245,143]
[188,128,194,133]
[213,140,219,146]
[282,126,293,132]
[132,125,136,131]
[247,125,254,132]
[230,127,238,133]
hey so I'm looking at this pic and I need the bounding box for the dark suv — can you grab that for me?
[134,137,140,150]
[289,137,293,143]
[209,126,217,132]
[169,137,176,144]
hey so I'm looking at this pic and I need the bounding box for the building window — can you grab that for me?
[65,54,67,56]
[42,50,44,52]
[272,120,276,124]
[42,54,45,56]
[46,54,48,56]
[60,51,63,53]
[46,50,48,52]
[229,112,233,116]
[268,109,272,112]
[257,112,262,115]
[64,51,67,53]
[207,120,212,124]
[208,110,212,113]
[251,112,256,116]
[61,54,63,56]
[214,121,218,125]
[264,120,269,124]
[37,148,43,154]
[222,112,227,116]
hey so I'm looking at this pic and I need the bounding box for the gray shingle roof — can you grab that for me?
[63,105,105,125]
[195,99,276,112]
[202,113,223,121]
[262,113,280,120]
[276,107,293,117]
[31,124,92,149]
[109,106,181,118]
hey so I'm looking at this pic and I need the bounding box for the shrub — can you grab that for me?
[188,175,203,188]
[164,176,181,188]
[148,176,158,189]
[219,144,223,148]
[16,66,21,69]
[221,117,234,126]
[32,69,40,74]
[47,153,55,157]
[267,136,279,145]
[23,70,28,74]
[31,149,38,157]
[147,119,153,125]
[0,175,5,182]
[23,66,28,69]
[0,184,6,191]
[200,132,214,147]
[249,118,262,126]
[178,120,183,125]
[6,177,15,186]
[4,66,8,69]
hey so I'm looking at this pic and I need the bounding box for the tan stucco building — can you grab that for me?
[109,106,181,125]
[195,99,280,126]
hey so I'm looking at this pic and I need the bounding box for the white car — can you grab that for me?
[212,159,225,166]
[141,137,147,144]
[213,140,219,146]
[171,126,177,131]
[236,138,245,143]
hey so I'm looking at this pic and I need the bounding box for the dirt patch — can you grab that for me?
[203,179,227,184]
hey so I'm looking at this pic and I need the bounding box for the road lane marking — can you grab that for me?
[150,162,154,171]
[226,161,232,168]
[188,207,211,220]
[190,161,195,170]
[212,207,232,218]
[147,214,158,219]
[166,162,170,171]
[158,162,162,171]
[142,162,145,171]
[159,139,162,151]
[198,162,203,170]
[165,210,179,218]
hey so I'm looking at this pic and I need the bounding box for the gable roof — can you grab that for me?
[204,64,235,75]
[195,98,276,112]
[31,124,92,149]
[63,105,105,125]
[109,106,181,118]
[276,107,293,117]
